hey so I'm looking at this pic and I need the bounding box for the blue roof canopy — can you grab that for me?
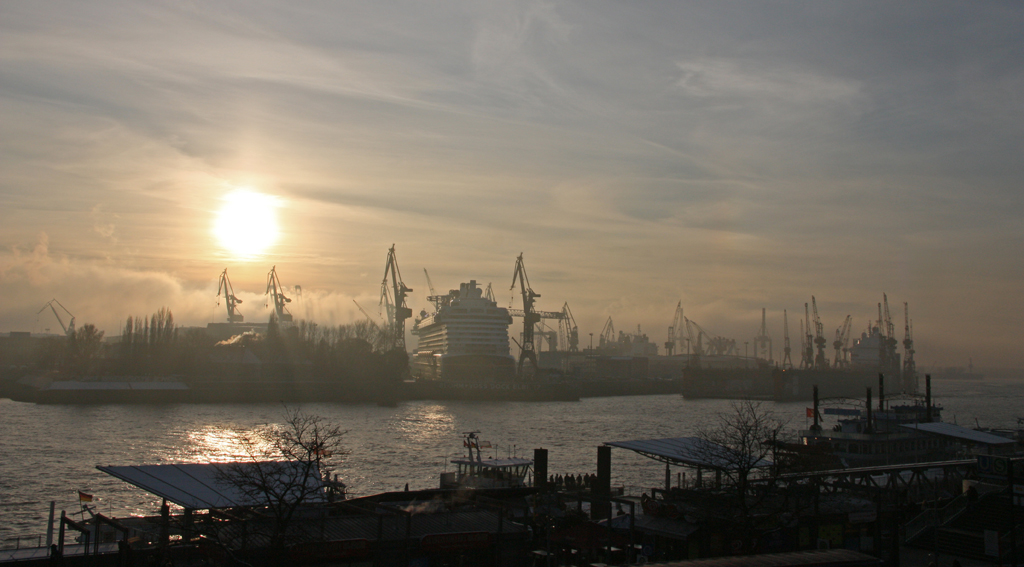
[98,462,326,510]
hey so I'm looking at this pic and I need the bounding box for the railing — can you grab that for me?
[904,493,970,543]
[1,535,43,551]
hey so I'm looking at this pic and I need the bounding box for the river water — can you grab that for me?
[2,377,1022,546]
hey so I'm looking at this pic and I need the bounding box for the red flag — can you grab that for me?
[806,408,815,418]
[78,491,93,502]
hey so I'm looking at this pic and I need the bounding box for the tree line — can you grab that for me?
[15,308,407,383]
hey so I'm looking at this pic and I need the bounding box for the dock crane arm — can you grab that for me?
[217,269,245,323]
[811,296,828,369]
[423,269,436,297]
[265,266,293,322]
[381,245,413,351]
[510,253,540,378]
[782,309,793,369]
[833,314,852,368]
[560,302,579,353]
[683,316,703,368]
[37,299,76,337]
[599,316,615,346]
[353,300,382,330]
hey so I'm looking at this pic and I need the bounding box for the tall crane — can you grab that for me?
[510,253,540,378]
[37,299,75,337]
[265,266,293,323]
[599,316,616,347]
[800,304,814,369]
[832,315,852,368]
[753,307,772,362]
[811,297,828,369]
[884,294,900,373]
[559,302,579,353]
[216,269,244,323]
[380,245,413,351]
[665,302,685,357]
[423,268,437,297]
[536,321,559,351]
[508,307,569,352]
[902,302,916,381]
[353,300,382,330]
[683,317,702,368]
[422,269,448,312]
[782,309,793,369]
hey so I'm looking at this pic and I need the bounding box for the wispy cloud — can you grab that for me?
[1,0,1022,365]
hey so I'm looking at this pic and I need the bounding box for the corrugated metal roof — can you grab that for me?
[604,437,772,470]
[98,462,326,509]
[899,422,1016,445]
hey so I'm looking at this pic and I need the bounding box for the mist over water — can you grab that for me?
[2,378,1022,546]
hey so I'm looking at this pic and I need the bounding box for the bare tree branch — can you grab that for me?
[215,408,348,557]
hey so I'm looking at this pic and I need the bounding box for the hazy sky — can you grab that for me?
[2,1,1022,368]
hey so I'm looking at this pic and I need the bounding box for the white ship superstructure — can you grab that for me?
[411,280,515,381]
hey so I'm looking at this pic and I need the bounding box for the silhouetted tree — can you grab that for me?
[692,400,787,553]
[216,408,348,559]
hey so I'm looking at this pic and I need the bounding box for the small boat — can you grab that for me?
[439,431,533,489]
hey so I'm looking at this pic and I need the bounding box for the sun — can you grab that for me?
[213,189,280,258]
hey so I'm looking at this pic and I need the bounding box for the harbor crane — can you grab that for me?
[508,307,570,349]
[423,268,445,313]
[833,315,852,368]
[680,316,736,365]
[753,307,772,362]
[882,294,899,373]
[510,253,540,378]
[665,302,685,357]
[423,268,436,297]
[265,266,293,322]
[380,245,413,351]
[782,309,793,369]
[37,299,75,337]
[902,302,916,381]
[559,302,579,353]
[599,316,616,348]
[811,296,828,370]
[536,321,559,351]
[353,300,382,330]
[683,317,703,367]
[216,269,244,323]
[800,304,814,369]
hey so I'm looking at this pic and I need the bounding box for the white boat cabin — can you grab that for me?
[441,457,533,489]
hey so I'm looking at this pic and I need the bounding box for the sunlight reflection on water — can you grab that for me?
[2,379,1021,544]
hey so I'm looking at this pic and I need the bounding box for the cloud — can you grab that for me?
[1,1,1023,366]
[675,58,862,106]
[0,234,380,336]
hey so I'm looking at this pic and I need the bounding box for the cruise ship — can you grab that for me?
[410,280,516,382]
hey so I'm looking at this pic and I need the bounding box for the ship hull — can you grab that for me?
[681,366,774,400]
[773,368,915,401]
[407,378,579,401]
[410,353,517,382]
